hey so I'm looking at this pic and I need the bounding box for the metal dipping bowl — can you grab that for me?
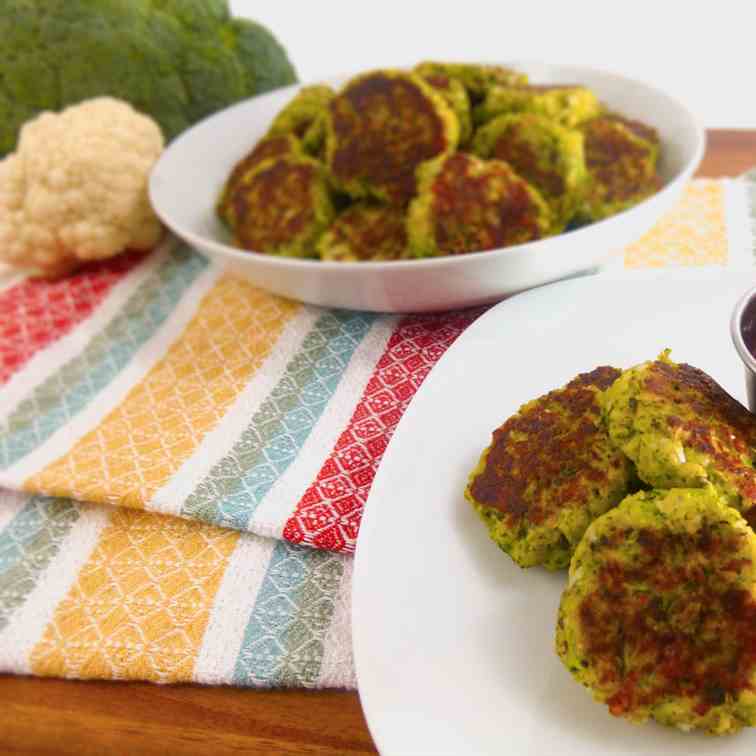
[731,284,756,412]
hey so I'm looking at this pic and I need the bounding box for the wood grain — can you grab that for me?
[0,677,375,755]
[696,130,756,178]
[0,130,754,756]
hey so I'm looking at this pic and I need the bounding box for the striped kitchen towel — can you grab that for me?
[0,174,751,688]
[0,243,482,553]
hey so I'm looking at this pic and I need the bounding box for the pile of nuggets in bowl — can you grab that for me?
[217,62,663,262]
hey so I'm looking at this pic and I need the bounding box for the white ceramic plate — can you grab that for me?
[352,270,756,755]
[149,63,704,313]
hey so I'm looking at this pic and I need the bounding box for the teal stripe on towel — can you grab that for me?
[232,539,344,686]
[182,310,375,530]
[0,495,79,630]
[0,246,207,468]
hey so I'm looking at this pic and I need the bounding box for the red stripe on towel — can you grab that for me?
[283,307,486,553]
[0,251,146,384]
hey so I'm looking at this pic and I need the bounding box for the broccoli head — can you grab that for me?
[0,0,297,156]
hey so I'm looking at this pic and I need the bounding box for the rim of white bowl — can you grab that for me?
[149,61,706,274]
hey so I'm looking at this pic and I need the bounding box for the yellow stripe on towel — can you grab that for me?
[29,508,239,683]
[624,181,727,268]
[25,277,299,509]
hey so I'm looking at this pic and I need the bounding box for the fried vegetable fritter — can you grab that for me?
[224,156,334,257]
[579,115,661,221]
[324,69,459,205]
[421,72,473,145]
[604,112,661,148]
[267,85,335,156]
[601,351,756,526]
[465,366,636,570]
[474,84,602,128]
[407,153,552,257]
[414,61,528,104]
[317,203,408,262]
[472,113,588,229]
[217,134,301,225]
[557,488,756,735]
[215,65,665,261]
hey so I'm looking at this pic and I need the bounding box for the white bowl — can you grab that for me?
[149,62,704,313]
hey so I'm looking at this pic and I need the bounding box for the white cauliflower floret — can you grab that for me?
[0,97,165,276]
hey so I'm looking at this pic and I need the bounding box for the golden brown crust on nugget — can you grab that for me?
[325,70,459,205]
[217,134,300,224]
[318,203,408,261]
[580,115,661,219]
[407,153,552,257]
[557,488,756,734]
[602,352,756,527]
[466,366,635,569]
[226,156,333,257]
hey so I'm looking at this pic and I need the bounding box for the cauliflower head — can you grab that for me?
[0,97,165,275]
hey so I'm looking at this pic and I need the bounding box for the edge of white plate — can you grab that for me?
[351,267,753,755]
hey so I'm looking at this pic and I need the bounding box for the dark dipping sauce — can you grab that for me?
[741,294,756,360]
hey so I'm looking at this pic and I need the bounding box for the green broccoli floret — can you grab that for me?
[229,18,300,97]
[0,0,297,156]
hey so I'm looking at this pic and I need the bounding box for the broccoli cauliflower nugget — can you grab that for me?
[325,70,459,204]
[421,73,473,145]
[407,153,551,257]
[465,366,635,570]
[556,488,756,735]
[474,84,602,128]
[217,133,301,224]
[472,113,587,229]
[267,85,334,155]
[602,351,756,526]
[580,115,661,221]
[414,62,528,104]
[605,113,661,148]
[317,203,408,262]
[225,156,334,257]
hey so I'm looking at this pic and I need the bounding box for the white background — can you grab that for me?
[231,0,756,129]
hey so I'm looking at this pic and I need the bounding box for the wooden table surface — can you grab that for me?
[1,129,755,756]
